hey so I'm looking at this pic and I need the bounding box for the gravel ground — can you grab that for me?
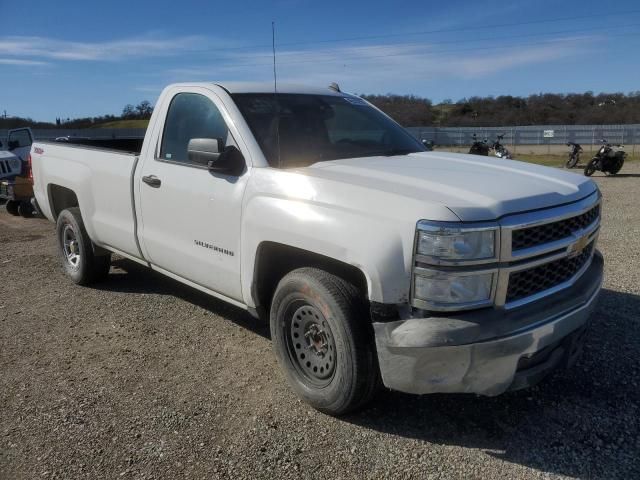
[1,165,639,479]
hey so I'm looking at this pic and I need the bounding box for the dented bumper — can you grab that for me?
[373,251,603,396]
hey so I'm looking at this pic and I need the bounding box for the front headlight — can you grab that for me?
[412,221,499,311]
[413,271,494,305]
[416,221,497,261]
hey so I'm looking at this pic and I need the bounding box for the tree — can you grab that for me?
[122,104,136,119]
[135,101,153,119]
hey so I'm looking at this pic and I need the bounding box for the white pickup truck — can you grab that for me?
[31,83,603,415]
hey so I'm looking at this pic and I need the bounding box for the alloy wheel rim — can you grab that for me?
[62,224,81,269]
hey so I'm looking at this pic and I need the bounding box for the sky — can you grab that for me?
[1,0,639,121]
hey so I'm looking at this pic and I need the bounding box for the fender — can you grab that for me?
[239,168,460,307]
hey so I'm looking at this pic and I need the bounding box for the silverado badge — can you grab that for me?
[568,234,590,258]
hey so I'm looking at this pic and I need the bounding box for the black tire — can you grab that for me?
[566,154,578,169]
[584,158,598,177]
[56,207,111,285]
[18,202,34,218]
[607,157,624,175]
[5,200,20,216]
[270,268,379,416]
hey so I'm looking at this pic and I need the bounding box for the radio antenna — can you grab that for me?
[272,21,281,168]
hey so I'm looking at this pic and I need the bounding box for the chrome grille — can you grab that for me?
[512,204,600,251]
[506,242,594,302]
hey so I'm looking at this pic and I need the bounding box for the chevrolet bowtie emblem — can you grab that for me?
[568,234,589,257]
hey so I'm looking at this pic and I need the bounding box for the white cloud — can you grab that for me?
[168,36,596,85]
[0,34,212,61]
[0,57,50,66]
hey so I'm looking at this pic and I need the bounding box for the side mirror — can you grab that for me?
[187,138,222,166]
[210,145,245,176]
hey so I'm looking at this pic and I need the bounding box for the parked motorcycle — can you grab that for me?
[492,134,512,159]
[468,134,489,156]
[566,142,582,168]
[584,139,626,176]
[421,139,435,151]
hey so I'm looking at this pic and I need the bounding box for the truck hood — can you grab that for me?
[302,152,597,221]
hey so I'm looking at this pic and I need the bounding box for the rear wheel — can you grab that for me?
[270,268,379,416]
[56,207,111,285]
[18,202,34,218]
[5,200,19,216]
[584,158,598,177]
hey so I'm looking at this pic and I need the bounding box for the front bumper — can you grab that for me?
[373,251,603,396]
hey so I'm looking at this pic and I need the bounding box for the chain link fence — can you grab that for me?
[406,124,640,155]
[2,125,639,156]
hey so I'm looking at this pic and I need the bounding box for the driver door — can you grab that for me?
[137,88,249,301]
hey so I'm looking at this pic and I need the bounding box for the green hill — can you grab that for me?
[91,119,149,129]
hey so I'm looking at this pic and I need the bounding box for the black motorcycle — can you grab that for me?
[469,134,489,156]
[421,139,435,151]
[566,142,582,168]
[491,134,512,159]
[584,139,626,176]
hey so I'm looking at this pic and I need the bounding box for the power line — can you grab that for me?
[270,23,640,58]
[275,9,640,48]
[146,9,640,55]
[150,8,640,56]
[193,31,640,70]
[135,23,640,69]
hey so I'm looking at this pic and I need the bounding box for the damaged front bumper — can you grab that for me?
[373,251,603,396]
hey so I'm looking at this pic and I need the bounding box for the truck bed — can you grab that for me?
[31,141,142,261]
[53,137,144,154]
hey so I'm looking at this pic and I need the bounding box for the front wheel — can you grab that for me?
[270,268,379,416]
[584,158,598,177]
[566,154,579,169]
[56,207,111,285]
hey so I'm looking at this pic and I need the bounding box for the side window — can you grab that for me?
[159,93,229,164]
[8,129,33,150]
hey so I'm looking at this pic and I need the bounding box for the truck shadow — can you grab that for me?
[344,288,640,479]
[597,173,640,178]
[97,258,270,340]
[96,261,637,477]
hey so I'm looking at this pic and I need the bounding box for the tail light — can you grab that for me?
[25,153,33,183]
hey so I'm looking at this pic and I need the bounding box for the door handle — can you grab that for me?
[142,175,162,188]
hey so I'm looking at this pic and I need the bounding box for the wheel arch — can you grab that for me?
[251,241,370,320]
[47,184,79,219]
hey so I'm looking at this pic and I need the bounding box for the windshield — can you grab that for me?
[232,93,425,168]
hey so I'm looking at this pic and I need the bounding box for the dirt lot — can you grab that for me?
[1,165,639,479]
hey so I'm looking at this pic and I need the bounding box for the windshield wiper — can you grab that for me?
[357,148,417,157]
[383,148,418,156]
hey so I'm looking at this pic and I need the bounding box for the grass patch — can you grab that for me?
[91,119,149,129]
[512,153,640,167]
[434,147,640,167]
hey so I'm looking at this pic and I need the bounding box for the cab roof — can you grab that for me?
[215,82,344,96]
